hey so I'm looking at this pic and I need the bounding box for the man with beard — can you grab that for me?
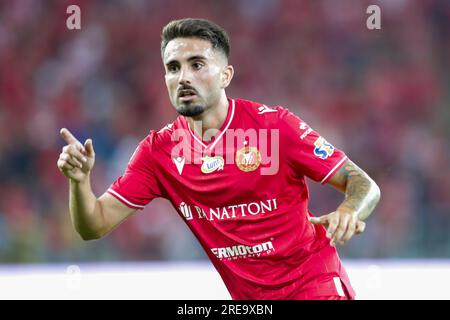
[57,18,380,300]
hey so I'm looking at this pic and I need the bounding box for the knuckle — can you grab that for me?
[75,150,83,159]
[70,145,79,154]
[343,233,352,241]
[73,147,81,155]
[64,164,72,170]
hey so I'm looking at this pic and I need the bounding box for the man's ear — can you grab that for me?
[221,65,234,89]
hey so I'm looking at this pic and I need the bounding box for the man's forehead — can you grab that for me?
[164,38,215,63]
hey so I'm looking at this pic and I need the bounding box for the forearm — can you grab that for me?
[69,176,104,239]
[337,171,380,221]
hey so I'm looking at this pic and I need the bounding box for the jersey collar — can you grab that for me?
[185,98,235,152]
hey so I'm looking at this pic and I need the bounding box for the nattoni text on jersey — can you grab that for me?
[178,198,278,221]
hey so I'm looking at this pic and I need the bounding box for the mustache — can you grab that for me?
[177,84,197,94]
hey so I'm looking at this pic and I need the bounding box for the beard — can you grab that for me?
[175,102,206,117]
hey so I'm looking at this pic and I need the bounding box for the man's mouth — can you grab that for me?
[178,89,197,101]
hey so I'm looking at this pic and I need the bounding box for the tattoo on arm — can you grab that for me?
[333,162,381,221]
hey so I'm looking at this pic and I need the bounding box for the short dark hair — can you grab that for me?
[161,18,230,60]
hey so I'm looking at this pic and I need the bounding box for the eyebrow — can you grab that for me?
[165,55,207,66]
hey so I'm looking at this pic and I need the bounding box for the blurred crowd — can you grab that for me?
[0,0,449,263]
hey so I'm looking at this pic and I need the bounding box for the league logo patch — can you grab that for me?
[236,146,261,172]
[313,137,335,159]
[201,155,224,174]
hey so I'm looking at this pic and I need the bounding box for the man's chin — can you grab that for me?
[176,104,205,117]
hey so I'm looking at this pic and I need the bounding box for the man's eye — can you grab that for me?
[192,62,203,70]
[168,65,179,72]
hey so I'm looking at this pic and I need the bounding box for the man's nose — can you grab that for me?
[178,67,192,84]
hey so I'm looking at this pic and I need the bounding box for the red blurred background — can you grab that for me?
[0,0,449,263]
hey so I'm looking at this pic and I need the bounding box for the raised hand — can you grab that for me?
[57,128,95,182]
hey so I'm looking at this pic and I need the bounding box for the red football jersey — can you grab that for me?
[108,98,355,299]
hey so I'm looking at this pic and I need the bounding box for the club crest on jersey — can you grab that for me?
[201,155,224,174]
[236,146,261,172]
[313,137,335,159]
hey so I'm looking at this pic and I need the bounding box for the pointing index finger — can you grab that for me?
[60,128,80,145]
[309,216,329,226]
[309,217,322,224]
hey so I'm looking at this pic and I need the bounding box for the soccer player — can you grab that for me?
[57,18,380,300]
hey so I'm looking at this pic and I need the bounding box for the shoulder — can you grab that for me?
[139,116,184,152]
[233,98,302,128]
[129,118,182,167]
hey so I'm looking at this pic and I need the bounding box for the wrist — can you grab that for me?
[337,207,360,220]
[70,174,91,187]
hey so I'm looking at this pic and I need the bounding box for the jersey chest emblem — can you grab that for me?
[236,146,261,172]
[201,155,224,174]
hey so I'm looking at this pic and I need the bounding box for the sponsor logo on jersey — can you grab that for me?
[299,122,308,130]
[300,128,313,140]
[177,198,278,222]
[299,122,313,140]
[179,202,193,220]
[201,155,224,174]
[313,137,335,159]
[236,146,261,172]
[211,241,275,260]
[173,156,186,175]
[257,104,278,114]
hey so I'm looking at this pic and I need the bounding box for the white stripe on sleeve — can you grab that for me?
[107,188,146,209]
[320,156,348,184]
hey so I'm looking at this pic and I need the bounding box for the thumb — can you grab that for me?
[84,139,95,157]
[355,220,366,234]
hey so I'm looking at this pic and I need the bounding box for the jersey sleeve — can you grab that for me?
[278,108,348,184]
[107,132,162,210]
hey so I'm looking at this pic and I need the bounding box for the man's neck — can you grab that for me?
[187,93,229,142]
